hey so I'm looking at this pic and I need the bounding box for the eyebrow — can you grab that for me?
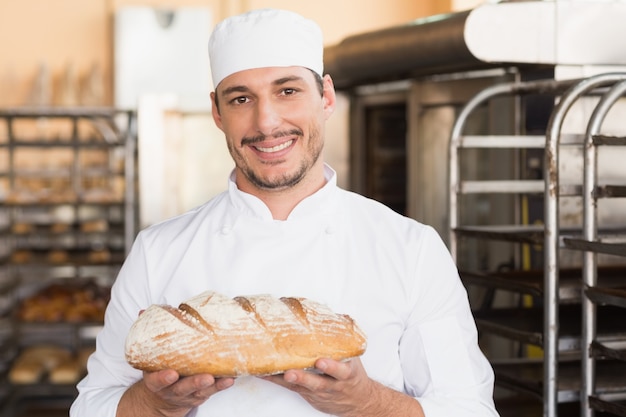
[219,85,250,98]
[219,75,307,98]
[273,75,306,85]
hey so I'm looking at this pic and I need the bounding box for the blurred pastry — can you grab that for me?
[49,358,82,384]
[9,359,45,384]
[80,219,108,232]
[9,345,72,384]
[88,248,111,264]
[50,223,71,233]
[17,282,110,323]
[11,250,32,264]
[11,223,34,234]
[48,249,69,264]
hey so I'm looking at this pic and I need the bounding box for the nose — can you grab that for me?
[254,97,281,135]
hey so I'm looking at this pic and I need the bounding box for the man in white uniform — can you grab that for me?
[71,8,499,417]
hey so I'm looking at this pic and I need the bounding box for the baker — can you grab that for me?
[70,8,500,417]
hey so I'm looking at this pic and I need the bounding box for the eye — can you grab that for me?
[281,88,297,96]
[230,96,250,105]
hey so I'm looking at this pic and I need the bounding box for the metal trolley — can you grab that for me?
[448,73,626,417]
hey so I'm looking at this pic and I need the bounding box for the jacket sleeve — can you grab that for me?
[69,234,150,417]
[399,226,500,417]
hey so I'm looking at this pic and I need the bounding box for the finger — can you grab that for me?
[169,374,216,398]
[314,358,353,380]
[215,377,236,391]
[262,374,288,387]
[281,369,331,392]
[263,370,309,388]
[192,377,235,399]
[143,369,180,392]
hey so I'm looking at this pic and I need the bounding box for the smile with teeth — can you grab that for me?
[254,139,293,153]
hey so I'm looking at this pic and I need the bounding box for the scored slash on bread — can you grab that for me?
[125,291,367,377]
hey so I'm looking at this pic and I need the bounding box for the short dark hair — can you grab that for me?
[213,69,324,112]
[311,70,324,95]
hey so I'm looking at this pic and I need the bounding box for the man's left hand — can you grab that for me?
[263,357,377,417]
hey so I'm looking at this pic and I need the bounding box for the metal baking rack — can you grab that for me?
[448,73,626,417]
[560,78,626,417]
[0,107,137,416]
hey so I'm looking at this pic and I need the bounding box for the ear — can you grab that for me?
[211,91,224,130]
[322,74,336,120]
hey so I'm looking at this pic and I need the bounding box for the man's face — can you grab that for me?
[211,66,335,193]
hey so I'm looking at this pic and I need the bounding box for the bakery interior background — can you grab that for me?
[0,0,481,227]
[3,1,626,417]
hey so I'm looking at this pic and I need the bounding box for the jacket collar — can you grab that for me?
[227,164,338,221]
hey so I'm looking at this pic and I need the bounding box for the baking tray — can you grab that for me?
[493,358,626,403]
[474,304,626,350]
[462,266,626,302]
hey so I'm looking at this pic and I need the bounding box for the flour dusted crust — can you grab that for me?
[125,291,367,377]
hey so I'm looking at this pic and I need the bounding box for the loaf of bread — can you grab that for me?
[17,282,110,323]
[48,249,69,264]
[80,219,108,233]
[11,250,32,264]
[9,345,72,384]
[11,223,34,234]
[88,248,111,264]
[49,358,82,384]
[125,291,367,377]
[9,360,46,384]
[50,223,71,233]
[48,346,94,384]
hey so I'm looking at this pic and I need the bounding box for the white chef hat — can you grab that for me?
[208,9,324,88]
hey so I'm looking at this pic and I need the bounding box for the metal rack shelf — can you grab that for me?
[1,383,78,417]
[590,396,626,417]
[591,340,626,362]
[574,78,626,417]
[448,72,626,417]
[462,267,626,302]
[493,360,626,404]
[456,225,626,246]
[474,305,626,350]
[586,287,626,309]
[0,107,137,416]
[564,238,626,257]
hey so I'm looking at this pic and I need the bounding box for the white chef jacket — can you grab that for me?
[71,165,499,417]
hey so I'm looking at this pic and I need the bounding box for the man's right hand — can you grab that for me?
[116,369,235,417]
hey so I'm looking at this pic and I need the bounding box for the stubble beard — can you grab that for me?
[231,128,324,191]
